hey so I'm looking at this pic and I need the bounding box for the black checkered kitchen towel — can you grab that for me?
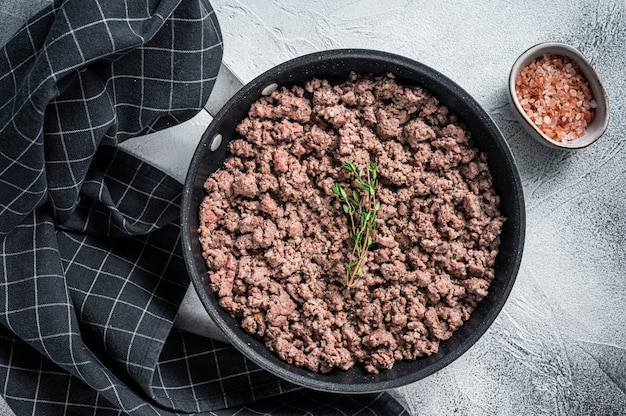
[0,0,408,414]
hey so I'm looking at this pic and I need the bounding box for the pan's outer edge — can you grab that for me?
[181,48,526,393]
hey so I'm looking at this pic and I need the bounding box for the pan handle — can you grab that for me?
[172,63,246,340]
[204,62,245,117]
[117,62,244,185]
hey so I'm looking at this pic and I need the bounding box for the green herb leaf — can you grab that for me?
[356,181,369,192]
[352,190,361,204]
[342,161,357,176]
[330,160,381,292]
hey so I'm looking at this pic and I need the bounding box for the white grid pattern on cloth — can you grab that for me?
[0,0,224,232]
[62,147,184,236]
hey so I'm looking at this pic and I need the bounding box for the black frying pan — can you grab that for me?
[181,49,525,393]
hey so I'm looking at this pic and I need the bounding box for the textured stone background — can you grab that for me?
[1,1,625,415]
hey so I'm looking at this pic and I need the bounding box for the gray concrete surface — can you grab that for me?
[2,1,625,415]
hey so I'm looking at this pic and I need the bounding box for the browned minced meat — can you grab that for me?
[198,72,505,374]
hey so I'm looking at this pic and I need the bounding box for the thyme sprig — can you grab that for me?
[330,161,381,292]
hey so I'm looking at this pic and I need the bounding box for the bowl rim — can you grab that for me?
[182,48,526,393]
[508,41,609,149]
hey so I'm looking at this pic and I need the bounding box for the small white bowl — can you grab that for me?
[508,42,609,149]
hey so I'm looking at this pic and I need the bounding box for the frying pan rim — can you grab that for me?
[181,48,526,393]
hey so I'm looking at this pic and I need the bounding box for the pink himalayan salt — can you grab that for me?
[515,53,596,142]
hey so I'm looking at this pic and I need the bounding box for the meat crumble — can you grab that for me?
[198,72,505,374]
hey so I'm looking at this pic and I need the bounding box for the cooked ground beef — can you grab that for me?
[198,72,505,374]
